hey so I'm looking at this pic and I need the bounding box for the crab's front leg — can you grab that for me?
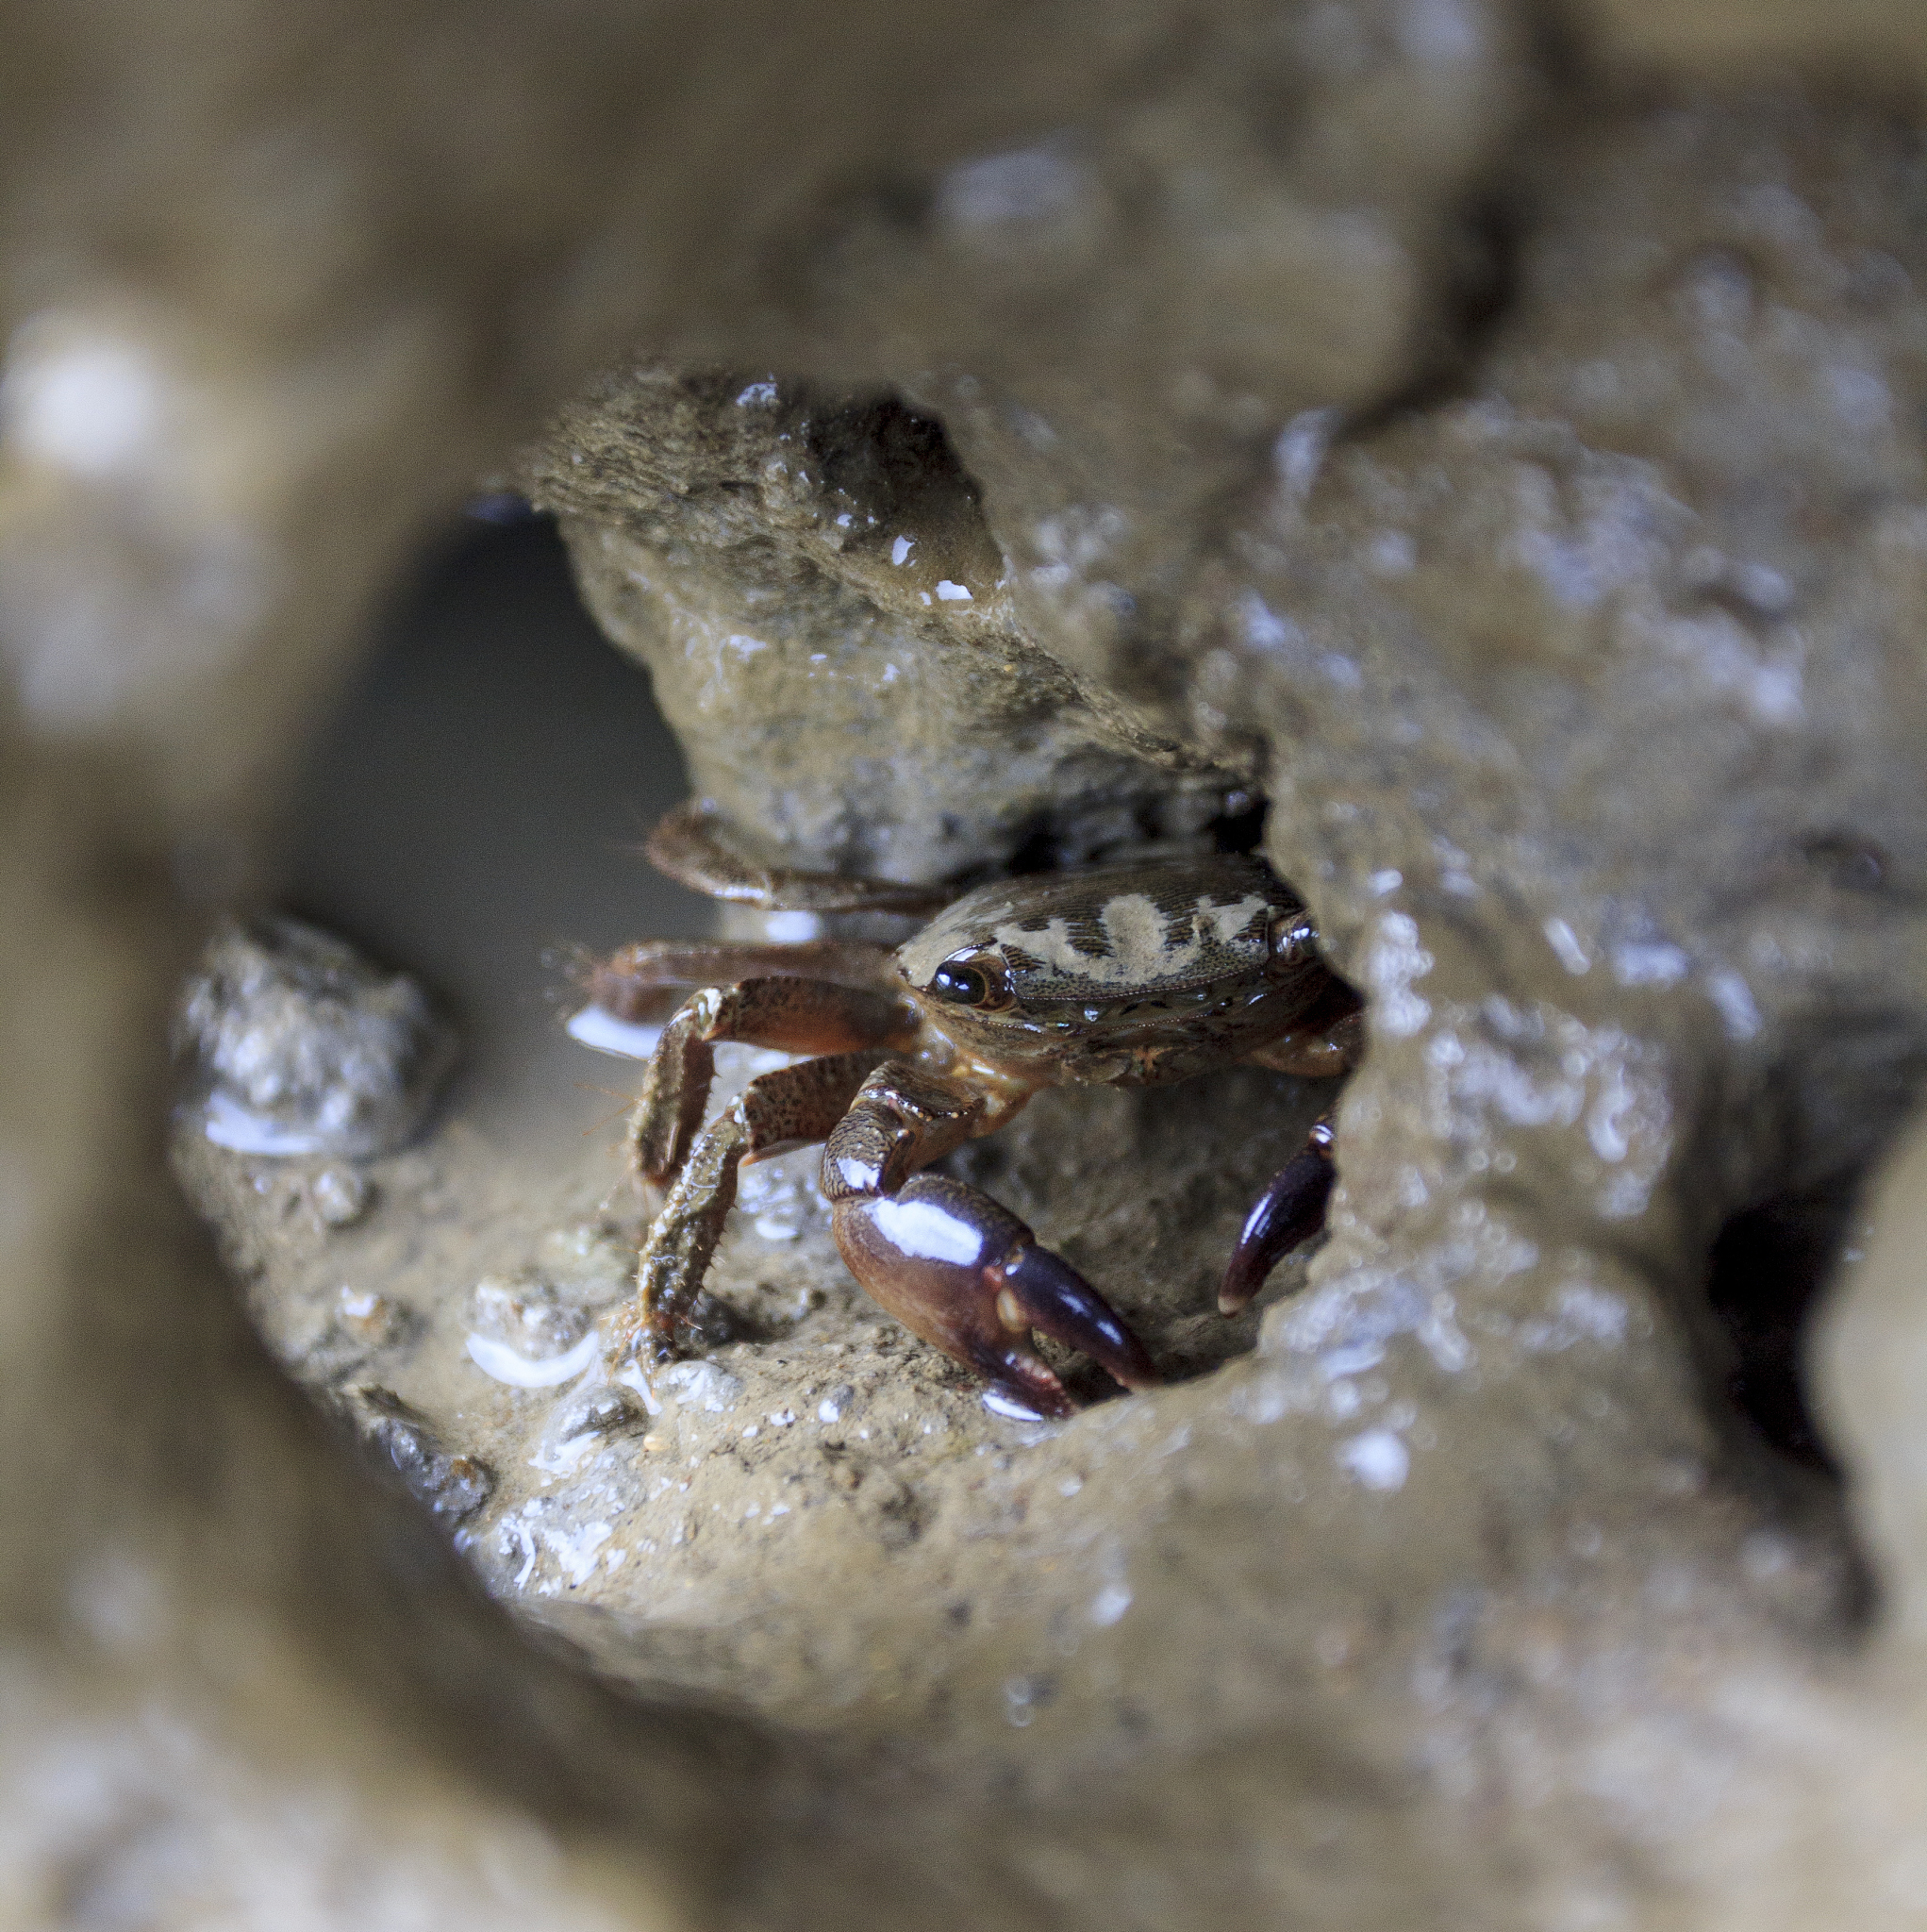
[631,973,915,1188]
[823,1063,1160,1418]
[1218,1113,1337,1315]
[606,972,919,1374]
[606,1047,889,1373]
[1220,977,1365,1314]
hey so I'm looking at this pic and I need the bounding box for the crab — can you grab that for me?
[585,803,1363,1418]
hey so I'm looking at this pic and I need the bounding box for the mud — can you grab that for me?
[174,1031,1334,1730]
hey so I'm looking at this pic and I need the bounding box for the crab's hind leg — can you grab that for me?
[646,801,953,916]
[824,1063,1160,1418]
[606,1049,888,1373]
[632,975,917,1188]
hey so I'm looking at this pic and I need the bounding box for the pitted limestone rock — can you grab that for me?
[523,374,1251,886]
[175,915,457,1158]
[1194,99,1927,1350]
[173,1051,1337,1725]
[481,87,1927,1929]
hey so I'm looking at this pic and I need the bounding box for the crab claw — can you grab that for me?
[1218,1120,1336,1316]
[832,1174,1159,1416]
[989,1242,1159,1392]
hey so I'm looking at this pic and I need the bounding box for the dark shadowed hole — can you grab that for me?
[280,508,707,1140]
[1210,793,1268,854]
[1703,1172,1865,1477]
[1000,788,1268,877]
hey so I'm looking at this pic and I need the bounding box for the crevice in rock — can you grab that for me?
[1704,1169,1867,1479]
[1332,187,1525,442]
[997,784,1269,876]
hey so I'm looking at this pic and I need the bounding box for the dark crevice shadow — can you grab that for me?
[1335,189,1524,441]
[278,511,708,1138]
[1703,1171,1865,1480]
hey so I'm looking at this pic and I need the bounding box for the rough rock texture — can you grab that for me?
[523,84,1927,1924]
[10,2,1927,1930]
[176,915,457,1156]
[174,1035,1336,1725]
[523,374,1254,883]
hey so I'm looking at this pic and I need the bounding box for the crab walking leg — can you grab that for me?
[630,975,917,1188]
[1218,1115,1337,1316]
[583,939,895,1025]
[823,1062,1160,1417]
[607,1050,888,1370]
[1221,989,1359,1313]
[646,801,953,916]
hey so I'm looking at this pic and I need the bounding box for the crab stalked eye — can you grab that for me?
[1268,911,1320,971]
[928,954,1011,1009]
[931,961,990,1005]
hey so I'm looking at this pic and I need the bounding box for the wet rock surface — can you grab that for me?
[524,374,1254,885]
[173,1041,1334,1726]
[508,81,1927,1924]
[8,3,1927,1929]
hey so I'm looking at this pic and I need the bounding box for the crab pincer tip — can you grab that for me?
[1218,1140,1336,1316]
[993,1244,1161,1393]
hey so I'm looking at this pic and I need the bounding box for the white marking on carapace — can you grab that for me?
[992,891,1269,989]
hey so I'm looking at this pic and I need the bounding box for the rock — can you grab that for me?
[335,1284,401,1347]
[495,80,1927,1929]
[175,915,457,1158]
[176,1058,1332,1725]
[524,374,1255,888]
[467,1274,591,1360]
[309,1163,372,1227]
[347,1384,496,1523]
[10,4,1927,1931]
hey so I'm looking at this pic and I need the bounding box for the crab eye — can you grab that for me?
[931,961,991,1006]
[1268,911,1320,970]
[927,953,1013,1010]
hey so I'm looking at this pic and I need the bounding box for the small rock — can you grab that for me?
[310,1165,371,1228]
[336,1286,400,1345]
[468,1275,590,1359]
[175,916,457,1158]
[549,1383,646,1441]
[347,1386,494,1522]
[530,1382,647,1474]
[659,1359,743,1413]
